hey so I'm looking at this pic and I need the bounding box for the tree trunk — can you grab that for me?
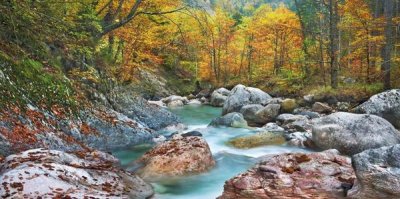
[329,0,339,89]
[381,0,394,89]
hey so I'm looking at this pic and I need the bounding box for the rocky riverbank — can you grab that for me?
[1,84,400,198]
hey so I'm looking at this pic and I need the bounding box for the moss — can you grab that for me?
[0,51,76,110]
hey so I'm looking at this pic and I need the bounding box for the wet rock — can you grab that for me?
[222,84,271,115]
[182,131,203,137]
[312,112,400,155]
[187,99,202,105]
[162,95,189,104]
[354,89,400,129]
[280,98,297,113]
[227,132,286,149]
[168,100,184,107]
[285,132,314,148]
[137,136,215,181]
[210,88,231,107]
[262,123,285,132]
[218,149,355,199]
[349,144,400,198]
[312,102,332,114]
[0,148,154,199]
[209,112,248,128]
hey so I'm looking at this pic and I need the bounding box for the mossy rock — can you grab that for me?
[227,132,286,149]
[281,99,297,113]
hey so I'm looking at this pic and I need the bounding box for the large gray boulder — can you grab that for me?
[239,104,263,125]
[349,144,400,199]
[0,148,154,198]
[354,89,400,129]
[209,112,248,128]
[312,112,400,155]
[210,88,231,107]
[239,104,280,126]
[222,85,271,115]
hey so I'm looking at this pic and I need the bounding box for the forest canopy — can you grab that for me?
[1,0,399,100]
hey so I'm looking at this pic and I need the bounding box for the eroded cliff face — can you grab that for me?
[0,82,181,157]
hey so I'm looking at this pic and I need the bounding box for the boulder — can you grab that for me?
[168,100,183,107]
[285,132,314,148]
[354,89,400,129]
[209,113,248,128]
[254,104,281,125]
[337,102,351,112]
[162,95,188,104]
[218,150,355,199]
[187,99,202,105]
[239,104,263,125]
[210,88,230,107]
[240,104,280,126]
[0,149,153,199]
[349,144,400,198]
[312,112,400,155]
[227,132,286,149]
[262,123,285,132]
[196,89,211,98]
[136,136,215,181]
[312,102,332,114]
[276,114,310,131]
[280,98,297,113]
[294,108,320,119]
[303,94,315,105]
[222,85,271,115]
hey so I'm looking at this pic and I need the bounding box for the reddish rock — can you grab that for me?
[137,136,215,181]
[218,149,355,199]
[0,148,153,199]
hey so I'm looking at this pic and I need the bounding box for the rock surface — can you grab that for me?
[285,132,314,148]
[280,98,297,113]
[222,85,271,115]
[210,88,231,107]
[0,148,153,199]
[349,144,400,199]
[218,150,355,199]
[312,112,400,155]
[209,112,248,128]
[354,89,400,129]
[312,102,332,114]
[108,87,181,130]
[240,104,280,126]
[227,132,286,149]
[136,136,215,181]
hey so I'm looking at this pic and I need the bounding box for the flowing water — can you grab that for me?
[113,104,310,199]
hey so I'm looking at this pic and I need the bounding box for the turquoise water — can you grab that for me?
[114,104,310,199]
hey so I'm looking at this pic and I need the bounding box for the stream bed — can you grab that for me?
[113,105,310,199]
